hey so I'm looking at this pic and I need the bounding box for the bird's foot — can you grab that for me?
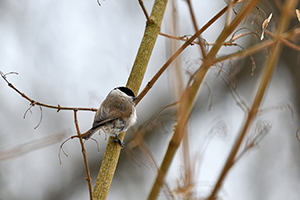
[112,134,124,148]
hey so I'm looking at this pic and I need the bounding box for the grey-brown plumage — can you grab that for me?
[82,86,138,147]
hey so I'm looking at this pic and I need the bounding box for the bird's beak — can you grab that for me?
[133,96,140,102]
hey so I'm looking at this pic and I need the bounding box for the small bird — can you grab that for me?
[81,86,138,147]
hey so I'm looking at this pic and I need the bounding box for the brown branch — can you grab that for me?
[1,71,97,197]
[206,0,299,199]
[215,39,274,63]
[265,30,300,52]
[0,71,97,112]
[169,1,193,198]
[186,0,207,58]
[136,5,229,105]
[138,0,150,21]
[73,110,93,200]
[159,32,200,45]
[214,25,300,65]
[148,0,260,198]
[159,31,257,49]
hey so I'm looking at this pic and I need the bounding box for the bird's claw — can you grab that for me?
[112,135,124,148]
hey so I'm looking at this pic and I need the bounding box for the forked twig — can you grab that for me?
[1,71,95,198]
[59,134,100,165]
[136,5,229,105]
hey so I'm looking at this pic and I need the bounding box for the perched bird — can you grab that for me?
[81,86,138,147]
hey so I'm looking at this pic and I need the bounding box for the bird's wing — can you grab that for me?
[91,97,133,131]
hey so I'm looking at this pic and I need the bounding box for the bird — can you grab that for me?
[81,86,138,147]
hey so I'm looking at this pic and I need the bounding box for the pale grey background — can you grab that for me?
[0,1,300,200]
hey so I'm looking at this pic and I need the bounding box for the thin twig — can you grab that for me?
[59,137,71,164]
[136,5,229,105]
[138,0,150,21]
[159,32,199,45]
[0,71,97,112]
[34,106,43,129]
[73,110,93,200]
[215,27,300,64]
[186,0,207,58]
[1,71,97,194]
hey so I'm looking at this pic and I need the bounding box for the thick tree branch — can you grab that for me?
[92,0,168,199]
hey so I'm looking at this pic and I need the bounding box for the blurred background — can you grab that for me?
[0,0,300,199]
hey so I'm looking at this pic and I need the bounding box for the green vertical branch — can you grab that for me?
[92,0,168,199]
[127,0,168,93]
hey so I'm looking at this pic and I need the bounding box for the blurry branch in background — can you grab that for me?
[0,132,66,161]
[169,0,195,198]
[215,27,300,64]
[207,0,299,199]
[148,0,261,198]
[217,66,249,113]
[234,120,272,162]
[257,103,295,119]
[127,102,178,198]
[265,29,300,51]
[159,12,300,70]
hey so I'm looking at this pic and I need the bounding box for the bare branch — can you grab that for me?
[73,110,93,200]
[138,0,150,21]
[1,71,97,112]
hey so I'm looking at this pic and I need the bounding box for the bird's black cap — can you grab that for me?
[116,86,136,97]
